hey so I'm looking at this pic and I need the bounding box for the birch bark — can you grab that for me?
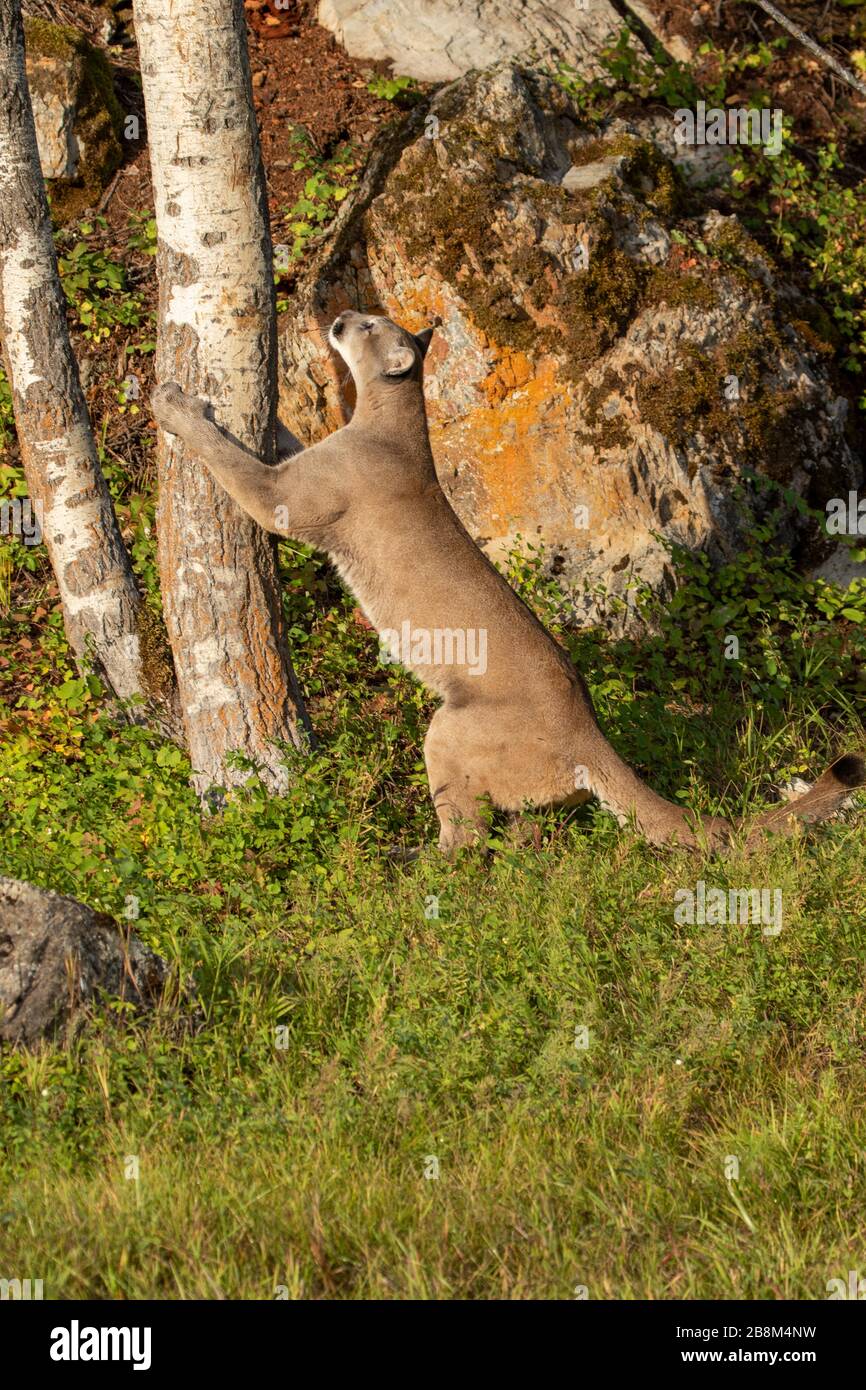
[0,0,145,703]
[134,0,308,796]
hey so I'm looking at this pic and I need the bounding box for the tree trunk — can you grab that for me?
[0,0,145,703]
[134,0,309,799]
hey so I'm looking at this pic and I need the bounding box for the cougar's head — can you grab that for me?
[328,310,433,390]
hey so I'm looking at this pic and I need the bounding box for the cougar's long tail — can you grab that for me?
[746,753,866,842]
[584,728,864,849]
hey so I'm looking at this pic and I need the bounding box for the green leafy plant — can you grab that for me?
[0,365,13,450]
[553,25,787,122]
[0,382,42,587]
[0,546,10,614]
[731,142,866,401]
[56,222,143,341]
[281,130,359,261]
[367,73,417,102]
[127,210,158,257]
[552,28,721,121]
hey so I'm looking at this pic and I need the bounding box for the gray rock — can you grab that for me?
[0,877,168,1046]
[603,112,733,192]
[277,64,864,629]
[562,156,626,192]
[621,0,693,64]
[810,546,866,588]
[23,17,122,210]
[317,0,630,83]
[28,70,78,179]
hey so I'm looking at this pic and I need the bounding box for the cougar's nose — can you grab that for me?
[330,314,347,339]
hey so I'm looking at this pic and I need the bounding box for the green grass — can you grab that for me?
[1,826,864,1298]
[1,520,865,1299]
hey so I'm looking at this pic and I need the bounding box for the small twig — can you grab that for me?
[750,0,866,98]
[95,168,123,215]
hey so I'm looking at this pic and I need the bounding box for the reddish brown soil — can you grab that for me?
[244,0,418,230]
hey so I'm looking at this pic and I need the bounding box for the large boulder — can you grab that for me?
[0,877,168,1046]
[24,16,123,221]
[278,66,863,624]
[317,0,630,84]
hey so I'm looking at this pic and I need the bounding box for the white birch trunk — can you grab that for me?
[134,0,309,798]
[0,0,145,703]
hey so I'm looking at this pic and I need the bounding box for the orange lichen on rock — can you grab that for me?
[434,357,570,533]
[480,348,534,405]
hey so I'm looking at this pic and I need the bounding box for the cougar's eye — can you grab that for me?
[361,320,375,332]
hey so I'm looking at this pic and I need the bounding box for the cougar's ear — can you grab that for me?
[414,327,434,359]
[383,345,416,377]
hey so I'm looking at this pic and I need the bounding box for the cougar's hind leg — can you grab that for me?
[423,708,491,857]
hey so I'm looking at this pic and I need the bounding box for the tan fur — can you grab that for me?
[152,310,865,854]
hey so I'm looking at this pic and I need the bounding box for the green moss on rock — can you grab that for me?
[644,266,717,312]
[553,227,649,379]
[567,134,683,218]
[24,16,123,224]
[634,327,810,482]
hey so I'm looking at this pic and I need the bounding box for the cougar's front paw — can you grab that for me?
[151,382,209,437]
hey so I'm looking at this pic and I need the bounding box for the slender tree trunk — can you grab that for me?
[134,0,309,799]
[0,0,145,703]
